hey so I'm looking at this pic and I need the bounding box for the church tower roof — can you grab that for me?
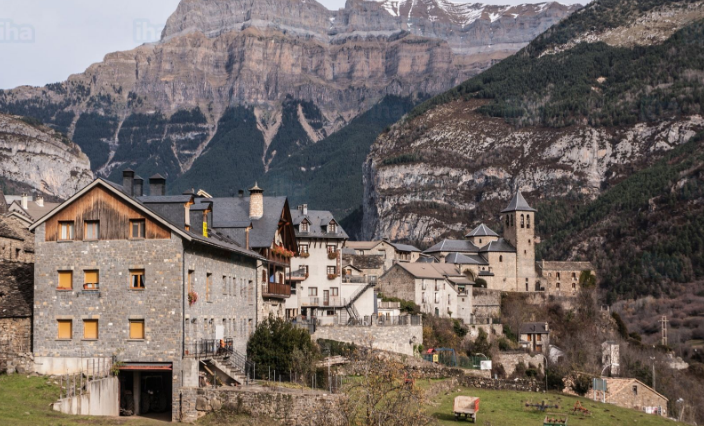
[501,191,537,213]
[465,223,499,238]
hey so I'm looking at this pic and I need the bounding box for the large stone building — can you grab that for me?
[287,204,375,325]
[591,378,668,417]
[29,176,264,420]
[425,192,595,294]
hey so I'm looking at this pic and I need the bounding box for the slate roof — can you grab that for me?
[0,215,33,251]
[392,262,463,279]
[479,238,516,253]
[138,195,193,204]
[203,196,288,249]
[423,239,480,254]
[519,322,549,334]
[444,252,489,265]
[501,191,537,213]
[416,255,437,263]
[341,253,385,270]
[9,200,60,223]
[290,209,348,239]
[465,223,499,238]
[387,242,421,252]
[448,276,474,286]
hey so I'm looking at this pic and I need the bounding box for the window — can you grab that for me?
[58,271,73,290]
[129,320,145,339]
[130,219,145,239]
[422,279,427,290]
[505,215,509,226]
[206,273,212,302]
[130,270,145,289]
[327,310,335,316]
[448,294,451,304]
[434,293,439,304]
[536,334,542,342]
[520,214,525,228]
[300,244,309,254]
[499,255,503,262]
[59,221,74,240]
[527,215,531,229]
[223,275,228,295]
[261,270,267,283]
[327,266,336,275]
[300,221,309,233]
[556,272,561,279]
[57,319,72,339]
[327,245,337,253]
[572,282,576,290]
[187,270,194,293]
[479,239,482,244]
[572,273,577,280]
[84,221,100,240]
[83,320,98,340]
[83,270,99,290]
[308,287,318,297]
[632,385,638,395]
[331,287,339,296]
[422,292,426,303]
[556,283,561,289]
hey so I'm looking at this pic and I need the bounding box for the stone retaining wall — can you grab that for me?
[180,386,342,424]
[460,375,544,392]
[496,352,545,376]
[312,323,422,356]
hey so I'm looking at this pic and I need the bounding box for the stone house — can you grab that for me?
[180,183,298,321]
[593,378,668,416]
[378,262,473,324]
[343,239,421,278]
[287,204,375,325]
[6,193,60,228]
[0,214,34,371]
[423,192,595,294]
[519,322,549,353]
[602,340,620,376]
[29,176,264,421]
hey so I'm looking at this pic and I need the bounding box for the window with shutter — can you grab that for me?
[83,270,99,290]
[58,271,73,290]
[130,270,145,289]
[129,320,145,339]
[58,320,72,339]
[83,320,98,339]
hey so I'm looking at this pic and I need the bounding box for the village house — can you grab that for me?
[182,183,298,321]
[29,174,264,420]
[378,263,473,324]
[424,192,595,294]
[6,192,60,228]
[0,192,34,371]
[287,204,375,325]
[519,322,550,353]
[342,240,421,280]
[592,378,668,416]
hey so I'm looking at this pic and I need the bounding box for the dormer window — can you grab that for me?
[328,221,337,234]
[300,221,309,233]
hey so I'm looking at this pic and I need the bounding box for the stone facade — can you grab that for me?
[536,261,595,294]
[503,210,537,291]
[0,237,33,370]
[312,321,423,356]
[180,386,342,424]
[495,352,546,377]
[471,288,501,320]
[590,378,668,417]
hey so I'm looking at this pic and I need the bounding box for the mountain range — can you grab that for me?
[0,0,577,221]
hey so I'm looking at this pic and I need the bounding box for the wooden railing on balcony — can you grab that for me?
[262,282,291,298]
[265,248,292,265]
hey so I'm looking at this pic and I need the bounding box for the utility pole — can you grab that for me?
[661,316,668,346]
[650,356,656,391]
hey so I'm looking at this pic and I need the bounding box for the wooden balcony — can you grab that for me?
[262,282,291,299]
[265,247,293,266]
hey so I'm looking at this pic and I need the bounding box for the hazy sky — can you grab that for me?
[0,0,585,89]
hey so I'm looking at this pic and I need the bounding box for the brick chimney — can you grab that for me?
[122,169,135,196]
[149,174,166,196]
[249,183,264,219]
[133,175,144,197]
[21,194,28,210]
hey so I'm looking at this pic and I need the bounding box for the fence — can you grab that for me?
[58,357,113,400]
[338,315,422,327]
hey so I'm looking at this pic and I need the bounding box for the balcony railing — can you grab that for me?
[301,296,341,307]
[262,282,291,298]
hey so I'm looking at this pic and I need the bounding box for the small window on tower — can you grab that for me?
[527,215,531,229]
[521,214,525,228]
[499,255,503,262]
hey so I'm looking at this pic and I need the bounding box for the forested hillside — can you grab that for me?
[537,134,704,302]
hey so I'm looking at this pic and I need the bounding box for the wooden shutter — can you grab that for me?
[130,320,144,339]
[84,320,98,339]
[58,271,72,289]
[84,270,99,284]
[58,320,72,339]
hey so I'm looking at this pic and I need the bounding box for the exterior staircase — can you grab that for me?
[343,281,374,323]
[209,358,249,386]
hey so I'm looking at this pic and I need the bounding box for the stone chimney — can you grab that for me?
[122,169,135,196]
[36,195,44,207]
[149,174,166,196]
[133,176,144,197]
[298,204,308,215]
[249,183,264,219]
[238,190,244,198]
[21,194,28,210]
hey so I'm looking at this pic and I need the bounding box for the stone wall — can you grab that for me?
[459,375,545,392]
[495,351,546,377]
[0,317,32,372]
[471,288,501,320]
[180,386,342,424]
[312,323,422,356]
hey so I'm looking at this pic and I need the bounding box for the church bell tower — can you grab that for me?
[501,191,537,291]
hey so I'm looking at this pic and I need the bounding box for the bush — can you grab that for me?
[572,374,592,396]
[453,319,468,338]
[612,312,629,339]
[247,315,318,380]
[547,369,565,391]
[498,337,511,351]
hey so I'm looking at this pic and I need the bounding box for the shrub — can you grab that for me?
[572,374,592,396]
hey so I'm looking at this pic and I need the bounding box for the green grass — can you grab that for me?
[425,385,676,426]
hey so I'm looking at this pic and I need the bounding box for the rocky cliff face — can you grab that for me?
[363,0,704,244]
[0,0,577,188]
[0,115,93,199]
